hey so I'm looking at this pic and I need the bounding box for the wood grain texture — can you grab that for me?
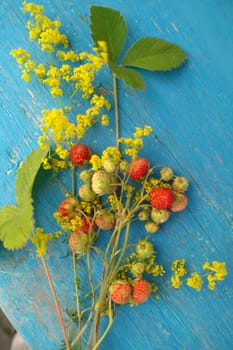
[0,0,232,349]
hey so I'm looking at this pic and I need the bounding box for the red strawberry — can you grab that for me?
[171,192,188,212]
[70,144,91,166]
[69,231,88,255]
[132,279,151,304]
[95,210,115,231]
[149,187,174,210]
[58,198,79,218]
[109,281,132,304]
[128,158,149,181]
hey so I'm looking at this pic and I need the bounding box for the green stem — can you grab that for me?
[113,73,119,149]
[41,256,71,350]
[73,254,82,349]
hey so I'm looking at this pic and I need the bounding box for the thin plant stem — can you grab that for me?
[113,73,119,149]
[41,256,71,350]
[73,254,82,349]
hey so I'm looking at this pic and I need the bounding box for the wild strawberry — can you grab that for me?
[160,167,174,181]
[172,176,189,192]
[95,210,115,231]
[132,279,151,304]
[69,231,89,255]
[109,281,132,304]
[128,158,149,181]
[58,198,79,218]
[144,220,160,234]
[151,208,170,223]
[136,239,154,259]
[103,158,118,173]
[79,170,93,183]
[79,184,96,202]
[91,170,117,196]
[70,144,91,166]
[149,187,174,210]
[171,192,188,212]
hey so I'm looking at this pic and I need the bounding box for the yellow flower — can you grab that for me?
[171,275,182,289]
[186,272,203,292]
[203,261,227,290]
[171,259,187,277]
[90,154,102,171]
[31,227,52,257]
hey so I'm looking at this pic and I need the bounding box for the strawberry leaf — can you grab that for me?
[121,37,187,71]
[15,146,49,206]
[90,6,127,64]
[0,203,34,249]
[112,66,145,90]
[0,146,48,249]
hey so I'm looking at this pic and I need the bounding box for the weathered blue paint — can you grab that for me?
[0,1,232,349]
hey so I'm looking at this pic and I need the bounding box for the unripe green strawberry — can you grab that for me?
[69,231,88,255]
[171,192,188,212]
[136,239,154,259]
[103,158,118,173]
[70,144,91,166]
[150,187,174,210]
[138,208,150,221]
[131,262,145,278]
[91,170,117,196]
[78,184,96,202]
[58,197,79,218]
[172,176,189,192]
[144,220,160,234]
[132,279,151,304]
[79,170,93,183]
[95,210,115,230]
[109,280,132,304]
[128,158,149,181]
[160,167,174,181]
[151,208,170,223]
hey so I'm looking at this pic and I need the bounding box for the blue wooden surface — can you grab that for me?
[0,1,233,349]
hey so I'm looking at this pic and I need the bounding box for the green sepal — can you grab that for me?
[90,5,127,64]
[112,66,145,90]
[121,37,187,71]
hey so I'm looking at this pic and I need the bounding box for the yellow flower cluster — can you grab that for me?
[10,48,35,82]
[119,125,153,159]
[31,227,53,257]
[22,1,69,51]
[144,178,172,193]
[186,272,203,292]
[171,259,187,289]
[203,261,227,290]
[90,147,121,171]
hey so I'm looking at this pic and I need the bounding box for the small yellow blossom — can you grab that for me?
[186,272,203,292]
[203,261,227,290]
[31,227,52,257]
[90,154,102,171]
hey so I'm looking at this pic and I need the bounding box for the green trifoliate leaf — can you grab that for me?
[90,6,127,64]
[0,203,34,249]
[15,146,49,206]
[121,37,187,71]
[112,66,145,90]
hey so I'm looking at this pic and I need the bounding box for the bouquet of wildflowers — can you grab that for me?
[0,2,227,349]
